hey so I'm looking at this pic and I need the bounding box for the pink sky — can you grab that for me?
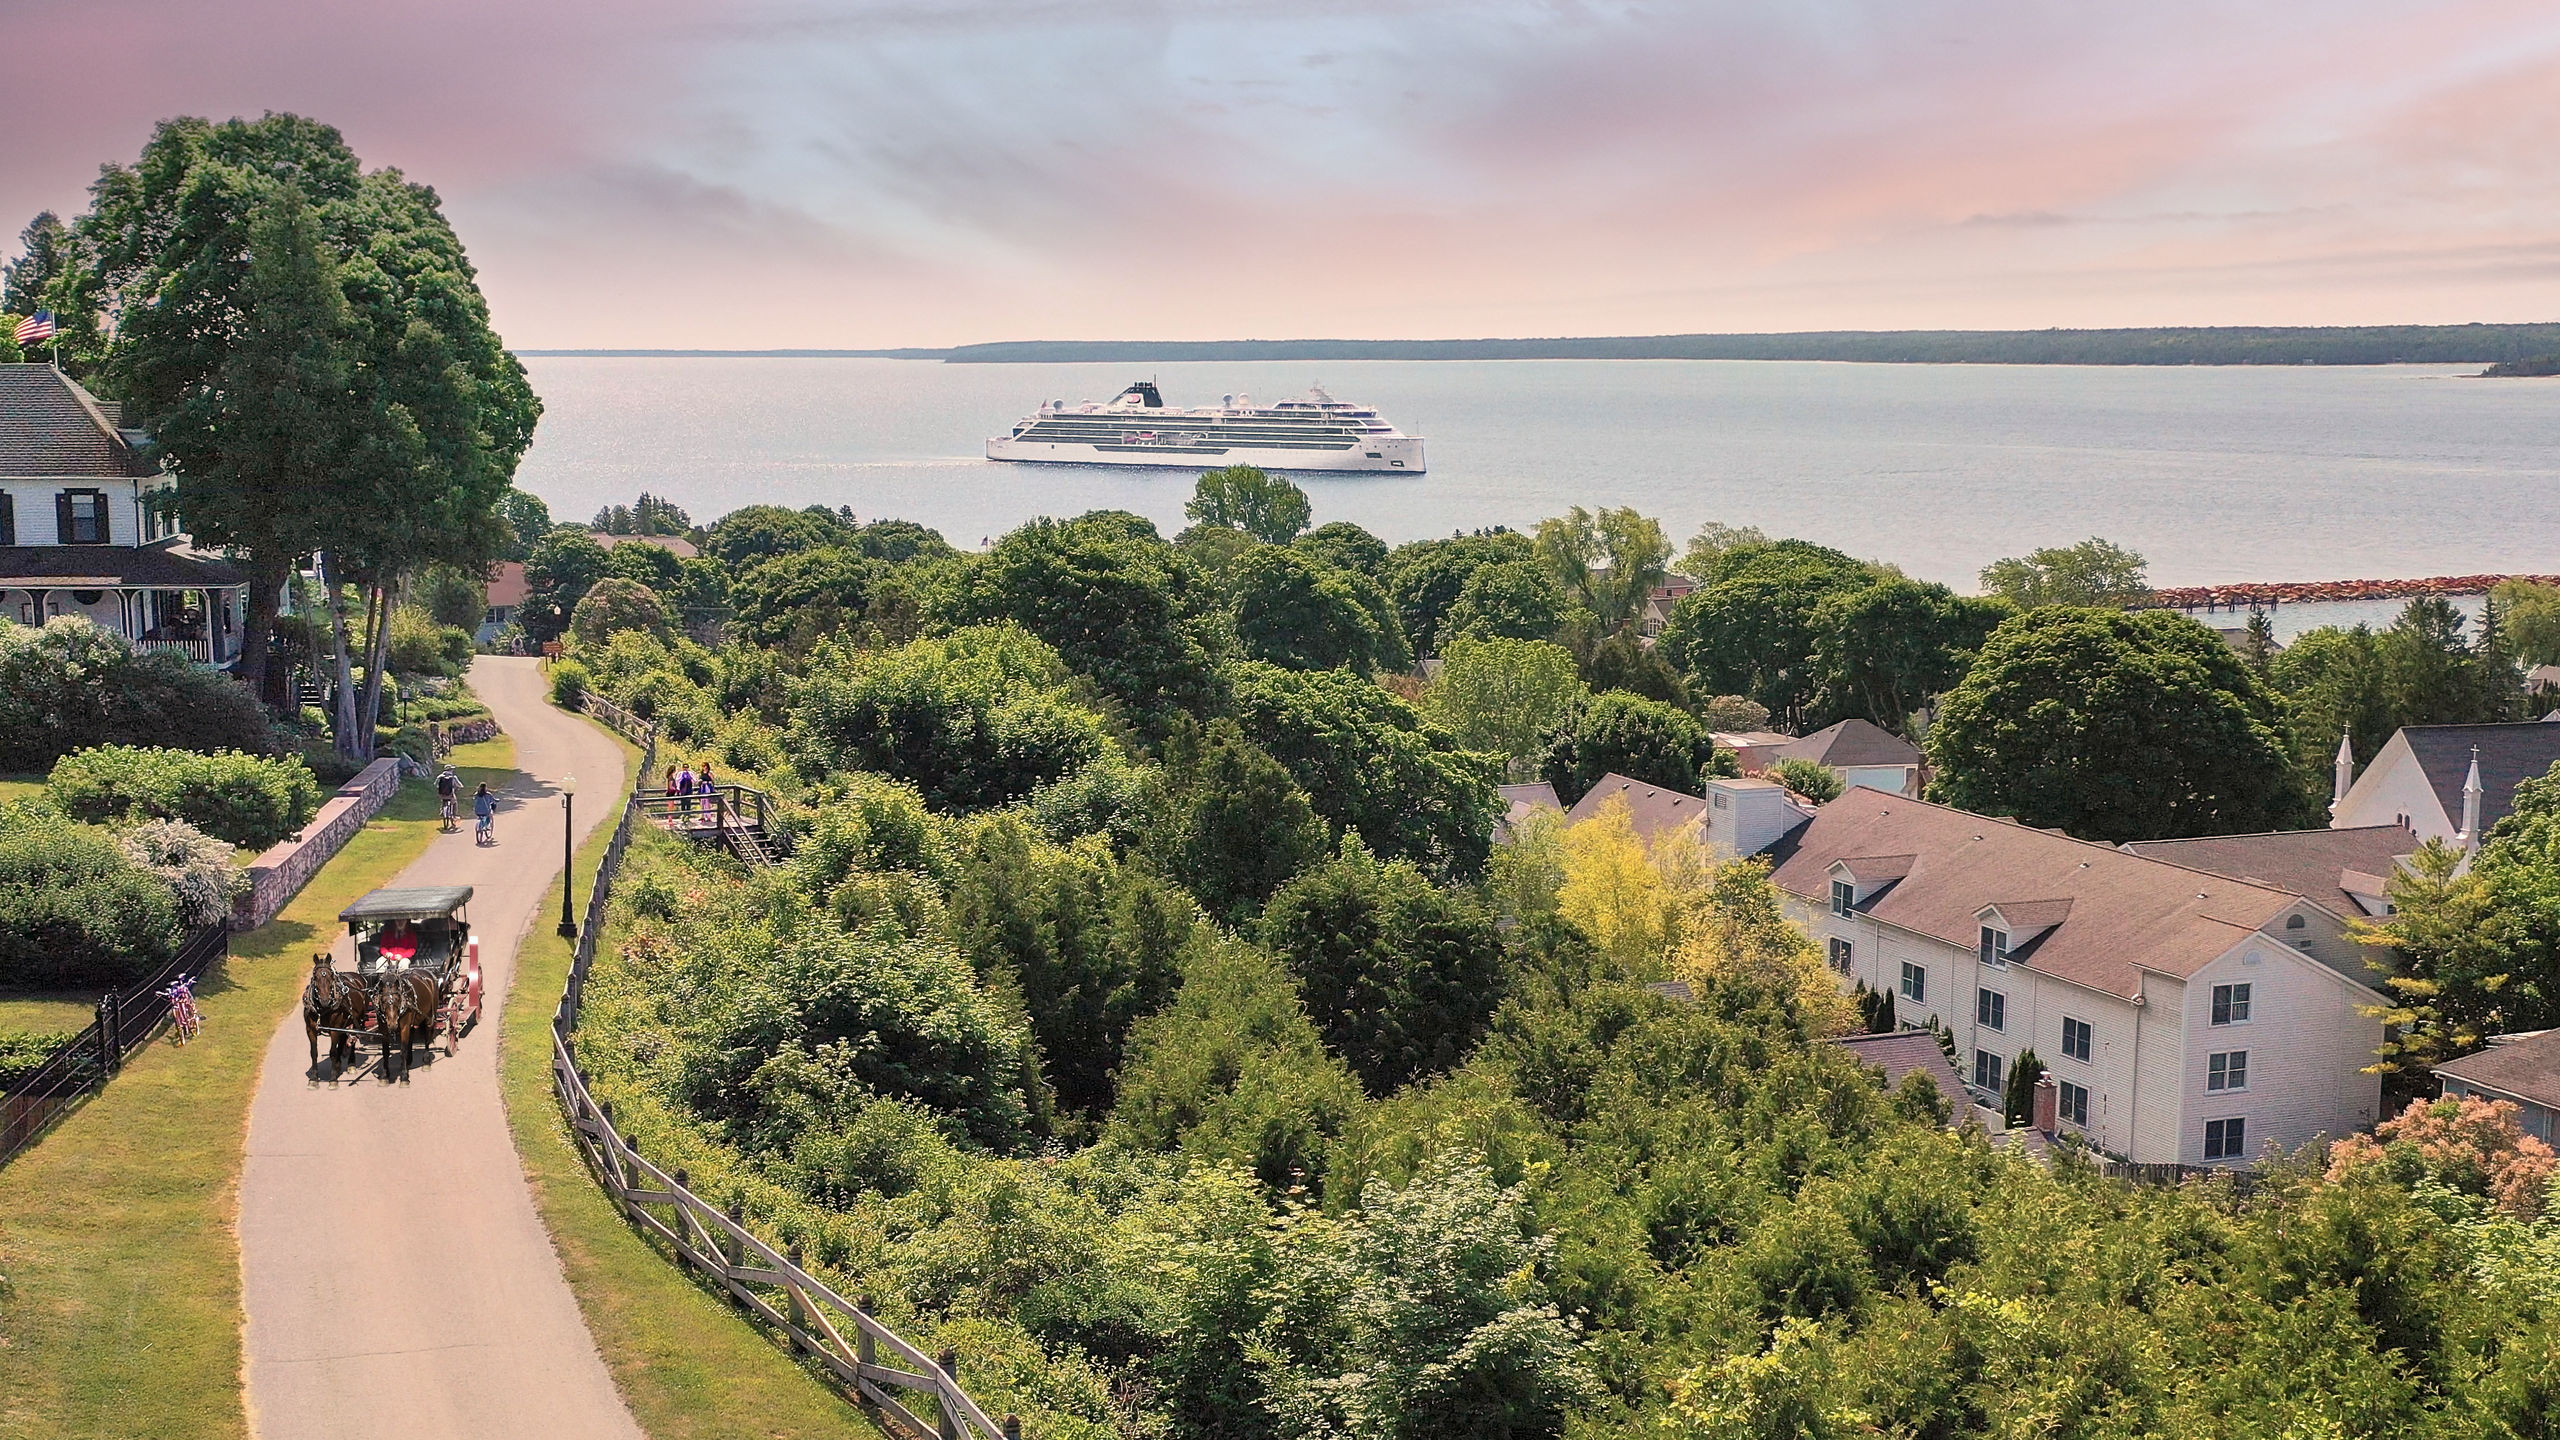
[7,0,2559,349]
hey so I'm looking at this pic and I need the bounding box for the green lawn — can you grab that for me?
[0,991,102,1037]
[498,722,881,1440]
[0,774,45,807]
[0,739,513,1440]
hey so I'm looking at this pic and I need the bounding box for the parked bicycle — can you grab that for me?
[161,976,203,1046]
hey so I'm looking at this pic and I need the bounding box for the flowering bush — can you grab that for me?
[2329,1094,2556,1218]
[116,818,249,928]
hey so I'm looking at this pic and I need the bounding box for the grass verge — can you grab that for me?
[498,720,879,1440]
[0,739,513,1440]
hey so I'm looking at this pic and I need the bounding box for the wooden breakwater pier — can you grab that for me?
[2142,573,2560,612]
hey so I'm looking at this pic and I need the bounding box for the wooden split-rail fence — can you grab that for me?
[562,700,1023,1438]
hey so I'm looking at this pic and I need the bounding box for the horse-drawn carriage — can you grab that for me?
[305,886,484,1079]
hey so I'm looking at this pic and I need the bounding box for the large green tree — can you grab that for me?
[1260,837,1505,1095]
[520,529,611,642]
[1536,505,1672,632]
[1292,521,1389,578]
[1423,637,1589,773]
[1,210,68,315]
[1226,661,1501,884]
[727,546,883,648]
[1659,540,1878,726]
[73,115,536,742]
[703,504,851,568]
[1977,537,2150,609]
[786,626,1108,811]
[1187,465,1312,545]
[1441,559,1570,644]
[939,512,1226,729]
[1806,580,2012,731]
[1543,689,1730,804]
[1927,608,2314,841]
[1231,547,1397,674]
[1383,532,1535,657]
[1149,719,1332,925]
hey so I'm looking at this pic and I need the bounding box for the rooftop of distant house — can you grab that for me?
[2434,1028,2560,1111]
[2123,824,2415,919]
[1566,773,1719,843]
[1771,717,1922,769]
[590,531,698,559]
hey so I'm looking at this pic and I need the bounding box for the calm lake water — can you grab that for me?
[513,357,2559,610]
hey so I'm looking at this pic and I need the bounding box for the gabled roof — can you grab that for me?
[1832,853,1917,885]
[1565,773,1709,844]
[1773,717,1921,769]
[484,561,529,609]
[2435,1029,2560,1110]
[0,365,157,479]
[2400,722,2560,837]
[2124,824,2416,918]
[1982,898,2074,933]
[1711,730,1796,750]
[591,532,699,559]
[1769,789,2303,1000]
[1830,1031,1972,1116]
[1496,782,1562,842]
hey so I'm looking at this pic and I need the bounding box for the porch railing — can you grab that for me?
[133,636,214,664]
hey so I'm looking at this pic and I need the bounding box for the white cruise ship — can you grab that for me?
[986,381,1426,473]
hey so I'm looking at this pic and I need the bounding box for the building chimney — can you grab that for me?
[1703,777,1812,860]
[2330,733,2355,818]
[2031,1073,2059,1137]
[2460,745,2484,851]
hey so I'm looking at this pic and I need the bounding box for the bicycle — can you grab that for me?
[440,794,459,832]
[160,976,203,1046]
[475,810,495,847]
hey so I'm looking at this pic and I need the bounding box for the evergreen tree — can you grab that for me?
[1,210,68,316]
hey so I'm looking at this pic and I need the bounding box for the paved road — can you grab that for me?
[240,658,641,1440]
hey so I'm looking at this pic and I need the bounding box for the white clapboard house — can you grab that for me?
[0,364,247,665]
[1685,780,2385,1167]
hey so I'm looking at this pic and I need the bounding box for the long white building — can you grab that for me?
[1695,781,2386,1167]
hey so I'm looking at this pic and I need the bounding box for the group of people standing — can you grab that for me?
[663,761,721,826]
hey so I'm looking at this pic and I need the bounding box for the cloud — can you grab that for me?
[5,0,2560,344]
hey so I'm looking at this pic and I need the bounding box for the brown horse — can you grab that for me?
[372,970,442,1082]
[303,956,367,1077]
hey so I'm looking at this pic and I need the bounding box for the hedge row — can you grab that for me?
[48,746,324,851]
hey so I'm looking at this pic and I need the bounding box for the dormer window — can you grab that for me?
[1830,879,1855,917]
[1978,925,2010,967]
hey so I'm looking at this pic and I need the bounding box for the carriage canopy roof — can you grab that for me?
[339,886,474,923]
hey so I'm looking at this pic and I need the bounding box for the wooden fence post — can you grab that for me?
[785,1245,809,1348]
[1003,1414,1023,1439]
[937,1348,961,1440]
[856,1295,877,1372]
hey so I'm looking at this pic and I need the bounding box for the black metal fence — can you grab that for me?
[1,923,228,1168]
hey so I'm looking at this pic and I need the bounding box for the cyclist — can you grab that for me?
[437,767,460,832]
[473,782,497,846]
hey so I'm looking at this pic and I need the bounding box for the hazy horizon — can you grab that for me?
[9,2,2560,351]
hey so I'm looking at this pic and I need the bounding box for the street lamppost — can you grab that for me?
[556,773,579,940]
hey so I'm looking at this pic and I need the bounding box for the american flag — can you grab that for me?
[13,310,55,345]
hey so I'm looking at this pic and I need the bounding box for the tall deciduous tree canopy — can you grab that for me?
[703,504,850,568]
[2,210,68,316]
[1291,521,1389,578]
[1660,540,1879,726]
[1442,559,1571,644]
[1543,688,1732,804]
[1231,546,1399,675]
[1424,637,1589,773]
[1536,505,1672,632]
[66,115,536,742]
[1383,531,1534,658]
[1927,608,2314,841]
[1186,465,1312,545]
[1977,537,2151,609]
[1806,580,2012,731]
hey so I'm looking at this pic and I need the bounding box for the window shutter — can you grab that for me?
[57,490,74,544]
[0,492,14,546]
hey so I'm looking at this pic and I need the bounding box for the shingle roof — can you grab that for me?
[1565,773,1712,843]
[2435,1029,2560,1110]
[2124,825,2417,917]
[1830,1031,1972,1117]
[1773,717,1922,769]
[2402,723,2560,837]
[0,365,156,478]
[0,545,243,587]
[1496,782,1562,842]
[1770,789,2304,1000]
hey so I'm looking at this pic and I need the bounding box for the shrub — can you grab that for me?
[786,627,1109,811]
[0,805,184,987]
[48,745,323,850]
[0,617,274,771]
[116,818,248,926]
[569,577,672,646]
[1767,757,1844,805]
[549,658,592,708]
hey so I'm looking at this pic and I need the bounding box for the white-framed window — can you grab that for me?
[1978,925,2011,967]
[2207,1050,2248,1092]
[2057,1079,2089,1127]
[2204,1116,2248,1161]
[1973,1049,2004,1094]
[2061,1016,2093,1063]
[1831,879,1855,917]
[1975,987,2005,1033]
[1826,937,1853,974]
[1900,961,1926,1003]
[2211,982,2252,1026]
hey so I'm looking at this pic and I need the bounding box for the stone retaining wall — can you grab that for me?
[230,758,407,932]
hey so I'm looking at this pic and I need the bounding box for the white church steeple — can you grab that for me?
[2330,732,2356,819]
[2458,746,2485,851]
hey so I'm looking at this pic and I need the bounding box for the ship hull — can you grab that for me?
[985,433,1425,473]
